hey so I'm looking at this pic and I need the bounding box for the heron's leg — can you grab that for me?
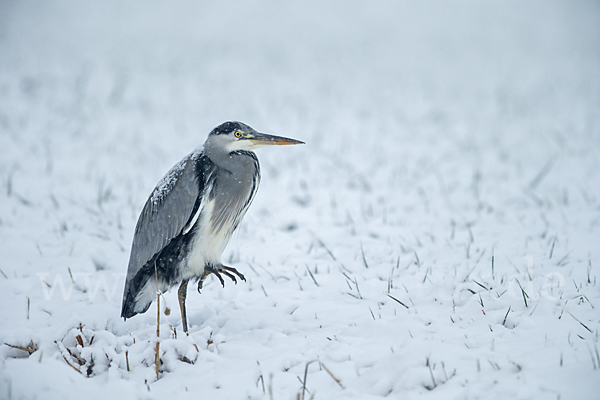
[178,279,190,333]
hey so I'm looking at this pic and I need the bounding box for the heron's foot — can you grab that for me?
[198,265,223,292]
[220,265,246,283]
[197,265,246,293]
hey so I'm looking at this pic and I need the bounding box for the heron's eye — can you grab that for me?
[234,131,243,138]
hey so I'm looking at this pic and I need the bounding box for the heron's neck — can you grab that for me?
[204,141,253,171]
[202,138,228,167]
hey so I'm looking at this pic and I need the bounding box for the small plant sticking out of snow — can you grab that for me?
[3,340,38,357]
[55,324,97,376]
[424,357,457,391]
[49,322,202,378]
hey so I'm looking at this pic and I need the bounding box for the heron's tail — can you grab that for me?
[121,272,154,319]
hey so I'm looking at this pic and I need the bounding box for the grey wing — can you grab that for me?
[125,152,201,282]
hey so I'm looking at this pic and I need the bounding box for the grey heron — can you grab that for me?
[121,121,303,332]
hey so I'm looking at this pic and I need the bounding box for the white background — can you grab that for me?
[1,1,599,398]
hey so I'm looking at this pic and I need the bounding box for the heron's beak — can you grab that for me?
[249,132,304,146]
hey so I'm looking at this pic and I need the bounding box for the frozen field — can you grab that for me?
[1,1,599,399]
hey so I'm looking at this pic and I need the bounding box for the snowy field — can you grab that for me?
[1,1,599,399]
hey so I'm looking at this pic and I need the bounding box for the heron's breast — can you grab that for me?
[185,199,231,276]
[210,167,256,233]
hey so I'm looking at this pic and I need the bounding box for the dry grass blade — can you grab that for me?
[319,362,344,389]
[256,361,266,393]
[567,311,592,333]
[556,252,571,267]
[312,234,336,261]
[360,244,369,269]
[4,340,38,355]
[502,306,511,326]
[301,360,318,400]
[426,357,436,389]
[529,157,556,189]
[387,294,409,309]
[305,264,319,287]
[515,279,529,307]
[414,251,421,268]
[353,277,363,299]
[62,355,83,374]
[549,235,557,259]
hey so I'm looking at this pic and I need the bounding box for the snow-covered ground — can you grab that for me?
[1,1,599,398]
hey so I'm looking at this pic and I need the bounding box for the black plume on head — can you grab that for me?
[210,121,251,136]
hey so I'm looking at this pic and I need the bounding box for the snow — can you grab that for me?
[150,147,203,209]
[150,156,188,208]
[1,0,599,399]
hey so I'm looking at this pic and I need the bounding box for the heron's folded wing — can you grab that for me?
[125,151,204,281]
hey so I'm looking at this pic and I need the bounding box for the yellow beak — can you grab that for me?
[249,132,304,146]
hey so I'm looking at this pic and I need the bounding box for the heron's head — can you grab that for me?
[207,121,304,153]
